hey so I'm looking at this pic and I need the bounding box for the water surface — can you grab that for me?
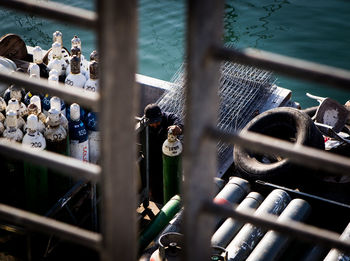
[1,0,349,108]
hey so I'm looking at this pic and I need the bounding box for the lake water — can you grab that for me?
[1,0,350,108]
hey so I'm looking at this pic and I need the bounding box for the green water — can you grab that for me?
[1,0,349,108]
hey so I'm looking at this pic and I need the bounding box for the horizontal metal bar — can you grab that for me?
[212,46,350,91]
[0,139,101,183]
[0,0,96,30]
[0,203,102,251]
[206,126,350,177]
[0,71,99,111]
[203,201,350,253]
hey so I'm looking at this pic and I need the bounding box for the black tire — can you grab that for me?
[233,107,324,183]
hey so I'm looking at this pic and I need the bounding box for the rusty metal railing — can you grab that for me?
[184,0,350,260]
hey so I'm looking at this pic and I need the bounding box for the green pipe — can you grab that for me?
[162,131,182,204]
[139,195,181,252]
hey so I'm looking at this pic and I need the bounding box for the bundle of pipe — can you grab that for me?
[246,198,311,261]
[225,189,291,261]
[211,192,264,248]
[157,51,276,166]
[324,222,350,261]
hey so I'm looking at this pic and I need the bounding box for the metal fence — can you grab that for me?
[0,0,349,260]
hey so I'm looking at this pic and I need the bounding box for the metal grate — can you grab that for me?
[157,57,276,164]
[0,1,350,261]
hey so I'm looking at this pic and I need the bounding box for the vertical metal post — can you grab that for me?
[183,0,224,260]
[146,122,150,201]
[98,0,138,260]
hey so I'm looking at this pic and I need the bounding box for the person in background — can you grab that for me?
[143,103,183,204]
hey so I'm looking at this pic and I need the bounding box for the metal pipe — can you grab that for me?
[0,71,99,111]
[0,203,101,251]
[201,201,350,254]
[225,189,291,261]
[213,177,250,227]
[0,0,96,30]
[211,192,264,248]
[211,46,350,91]
[138,195,181,252]
[246,198,311,261]
[45,179,88,218]
[145,120,150,205]
[324,222,350,261]
[206,127,350,177]
[0,139,100,182]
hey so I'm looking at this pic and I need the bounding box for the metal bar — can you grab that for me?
[202,201,350,253]
[145,122,150,201]
[183,1,224,260]
[0,0,96,30]
[98,0,138,260]
[206,127,350,177]
[0,71,99,111]
[212,46,350,90]
[45,180,88,218]
[0,203,102,251]
[0,139,101,182]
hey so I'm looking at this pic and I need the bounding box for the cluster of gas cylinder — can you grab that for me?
[0,31,99,164]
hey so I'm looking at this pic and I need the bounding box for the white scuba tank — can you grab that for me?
[23,114,46,150]
[24,103,46,134]
[3,110,23,142]
[28,63,40,78]
[47,41,67,76]
[48,31,70,66]
[65,55,86,88]
[84,61,99,92]
[5,99,25,130]
[9,88,27,118]
[32,46,49,78]
[50,96,68,131]
[69,103,89,162]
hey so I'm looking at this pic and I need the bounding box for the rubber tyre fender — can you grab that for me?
[233,107,324,182]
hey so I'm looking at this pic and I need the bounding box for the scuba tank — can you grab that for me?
[84,61,99,92]
[22,114,48,214]
[44,108,70,203]
[69,103,89,162]
[1,110,24,207]
[32,46,49,78]
[25,103,46,133]
[85,111,100,164]
[65,54,86,88]
[50,96,68,131]
[48,31,70,66]
[5,98,25,130]
[47,41,68,81]
[162,129,182,204]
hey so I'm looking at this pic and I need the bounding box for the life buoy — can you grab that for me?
[233,107,324,183]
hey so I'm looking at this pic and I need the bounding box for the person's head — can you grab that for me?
[144,103,162,128]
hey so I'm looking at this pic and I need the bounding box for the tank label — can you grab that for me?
[89,131,100,164]
[70,140,89,162]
